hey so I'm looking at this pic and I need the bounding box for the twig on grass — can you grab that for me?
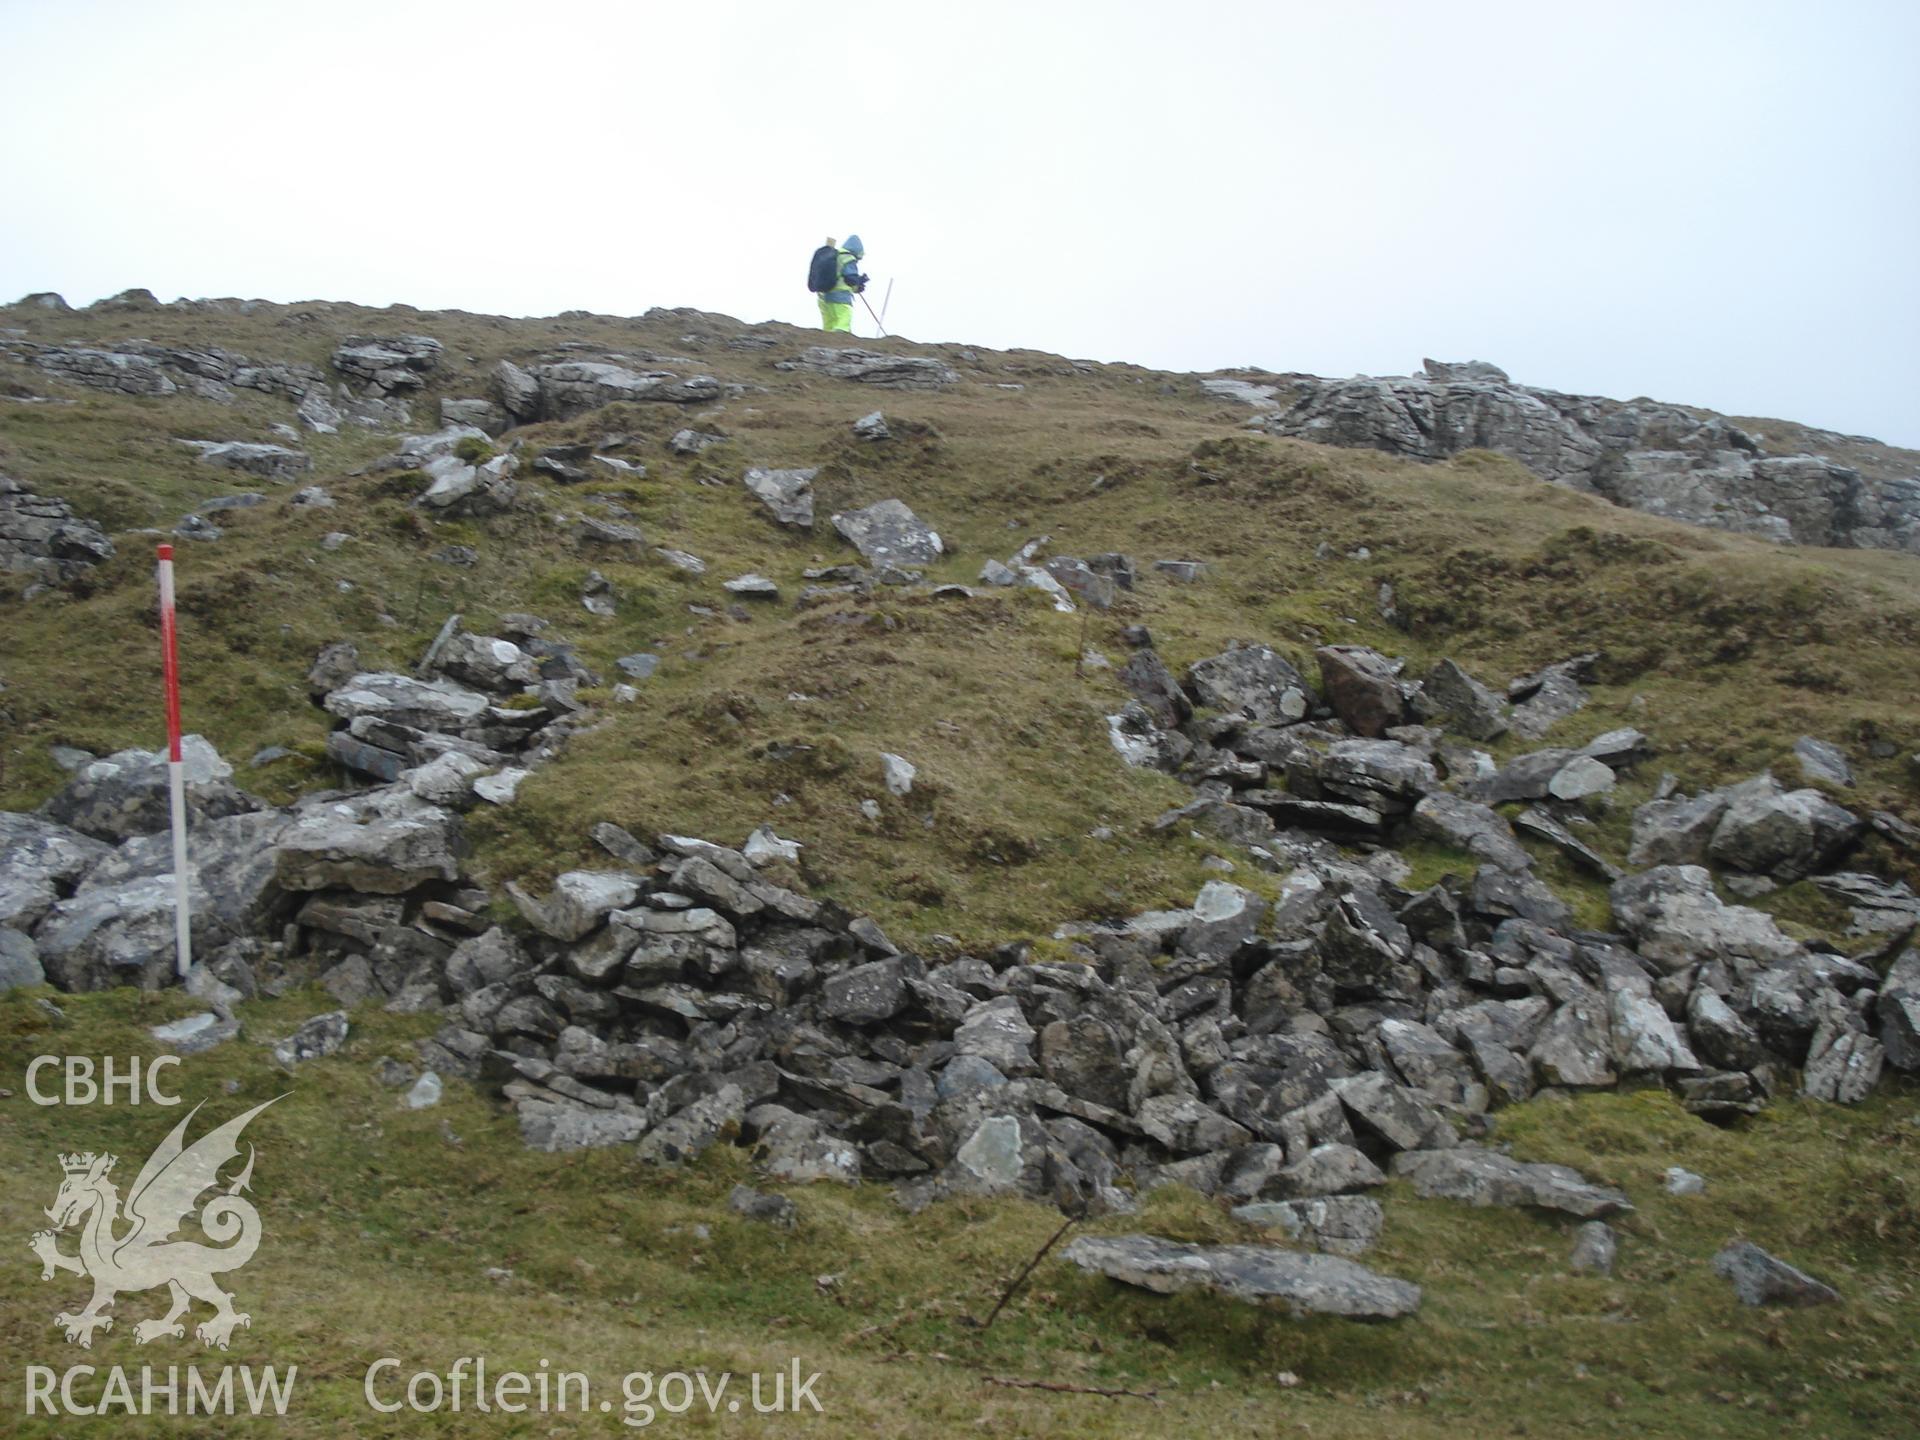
[973,1216,1075,1331]
[982,1375,1161,1402]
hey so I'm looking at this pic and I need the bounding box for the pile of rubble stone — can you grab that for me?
[4,607,1913,1320]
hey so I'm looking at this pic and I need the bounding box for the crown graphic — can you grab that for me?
[58,1153,111,1175]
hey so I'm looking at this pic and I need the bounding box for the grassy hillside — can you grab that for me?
[3,297,1918,1437]
[3,298,1917,946]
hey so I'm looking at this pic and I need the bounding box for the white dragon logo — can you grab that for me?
[28,1098,280,1349]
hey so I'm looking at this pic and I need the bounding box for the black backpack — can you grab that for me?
[807,244,839,293]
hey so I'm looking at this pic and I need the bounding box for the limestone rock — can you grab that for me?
[527,361,721,420]
[1706,774,1862,880]
[0,929,45,991]
[743,467,815,529]
[1609,866,1804,972]
[1271,1142,1387,1197]
[1877,949,1920,1071]
[149,1012,239,1055]
[1712,1241,1839,1306]
[491,360,541,421]
[1410,794,1531,872]
[332,334,442,395]
[831,498,943,566]
[1390,1147,1633,1218]
[1793,736,1854,787]
[270,1010,350,1067]
[1253,366,1920,556]
[954,996,1038,1075]
[1187,644,1311,724]
[637,1084,745,1165]
[440,397,509,435]
[33,874,212,991]
[1060,1234,1421,1319]
[41,736,253,843]
[1414,659,1508,740]
[1627,791,1731,868]
[1,811,114,889]
[775,347,959,389]
[273,802,461,894]
[1569,1221,1617,1275]
[1231,1195,1384,1256]
[0,474,115,583]
[511,872,639,941]
[822,958,908,1025]
[181,440,312,481]
[1316,645,1406,737]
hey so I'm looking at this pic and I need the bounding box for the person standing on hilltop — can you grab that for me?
[808,234,868,333]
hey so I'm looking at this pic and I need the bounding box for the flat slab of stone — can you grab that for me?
[150,1012,239,1055]
[775,347,959,389]
[1061,1234,1420,1319]
[1390,1147,1633,1218]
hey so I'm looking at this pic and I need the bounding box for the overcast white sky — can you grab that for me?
[4,1,1916,445]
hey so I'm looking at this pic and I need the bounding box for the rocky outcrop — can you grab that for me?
[180,440,313,482]
[23,345,179,395]
[331,335,442,396]
[516,362,722,421]
[0,474,114,584]
[1244,362,1920,554]
[7,337,397,432]
[775,348,959,389]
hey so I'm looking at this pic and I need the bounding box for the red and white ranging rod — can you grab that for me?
[156,543,192,977]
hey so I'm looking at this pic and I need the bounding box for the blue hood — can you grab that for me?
[842,234,864,258]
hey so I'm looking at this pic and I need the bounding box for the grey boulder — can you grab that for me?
[33,874,212,991]
[1712,1241,1839,1307]
[181,440,312,481]
[0,928,45,991]
[1569,1221,1617,1275]
[1876,949,1920,1071]
[1060,1234,1420,1319]
[510,871,639,942]
[1314,645,1406,737]
[743,467,816,529]
[1390,1147,1633,1218]
[40,736,253,842]
[637,1084,746,1165]
[1410,793,1532,872]
[1187,644,1311,724]
[1413,658,1508,740]
[1230,1196,1385,1256]
[1706,774,1861,879]
[0,811,114,888]
[270,1010,350,1067]
[1609,866,1804,972]
[831,498,943,566]
[272,801,461,894]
